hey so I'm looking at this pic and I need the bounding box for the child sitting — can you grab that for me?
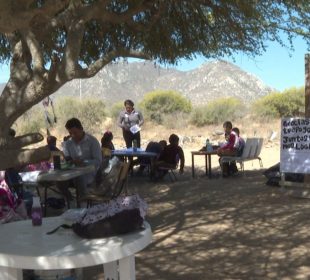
[217,121,239,177]
[155,134,185,179]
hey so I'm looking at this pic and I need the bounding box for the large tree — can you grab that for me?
[0,0,309,169]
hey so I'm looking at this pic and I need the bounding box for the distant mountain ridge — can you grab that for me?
[0,60,274,105]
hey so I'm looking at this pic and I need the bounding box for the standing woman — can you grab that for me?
[117,99,144,148]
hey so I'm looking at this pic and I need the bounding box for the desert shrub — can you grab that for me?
[109,101,124,119]
[56,97,106,134]
[15,97,107,135]
[252,87,304,119]
[161,112,190,129]
[190,97,244,126]
[139,90,192,124]
[15,105,46,134]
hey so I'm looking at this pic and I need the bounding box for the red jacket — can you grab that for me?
[221,131,238,151]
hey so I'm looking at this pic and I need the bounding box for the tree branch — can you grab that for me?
[0,0,70,33]
[20,29,45,73]
[0,146,51,170]
[61,20,85,80]
[6,133,44,150]
[78,49,152,78]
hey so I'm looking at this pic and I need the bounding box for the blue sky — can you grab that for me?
[0,36,309,91]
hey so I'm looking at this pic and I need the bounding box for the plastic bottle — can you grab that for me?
[206,139,213,152]
[31,197,42,226]
[133,139,137,152]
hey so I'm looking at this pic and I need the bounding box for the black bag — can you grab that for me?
[72,208,143,238]
[47,194,147,238]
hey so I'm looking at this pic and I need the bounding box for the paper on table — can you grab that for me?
[130,124,141,134]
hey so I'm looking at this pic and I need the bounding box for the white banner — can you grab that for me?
[280,118,310,173]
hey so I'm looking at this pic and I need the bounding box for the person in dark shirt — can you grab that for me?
[137,140,167,175]
[156,134,185,177]
[101,131,115,151]
[46,135,60,151]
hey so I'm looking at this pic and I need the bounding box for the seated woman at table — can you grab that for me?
[217,121,239,177]
[101,131,115,170]
[101,131,115,154]
[154,134,185,179]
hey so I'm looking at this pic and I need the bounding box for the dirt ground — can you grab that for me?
[40,137,310,280]
[128,143,310,280]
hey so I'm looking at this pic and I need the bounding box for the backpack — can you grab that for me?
[48,194,148,238]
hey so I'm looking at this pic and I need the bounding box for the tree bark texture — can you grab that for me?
[306,54,310,117]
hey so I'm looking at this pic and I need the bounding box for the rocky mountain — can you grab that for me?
[0,60,274,105]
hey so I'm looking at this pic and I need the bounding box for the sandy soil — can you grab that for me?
[124,142,310,280]
[47,123,310,280]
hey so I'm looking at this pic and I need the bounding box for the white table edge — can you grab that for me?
[0,218,152,270]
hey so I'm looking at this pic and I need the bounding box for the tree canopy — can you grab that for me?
[0,0,309,168]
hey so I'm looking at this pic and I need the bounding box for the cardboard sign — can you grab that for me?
[280,118,310,173]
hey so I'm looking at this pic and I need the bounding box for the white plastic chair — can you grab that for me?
[220,138,264,175]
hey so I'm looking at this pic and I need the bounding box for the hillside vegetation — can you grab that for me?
[14,87,304,141]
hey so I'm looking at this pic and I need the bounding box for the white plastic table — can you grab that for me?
[20,165,96,213]
[0,216,152,280]
[19,164,96,183]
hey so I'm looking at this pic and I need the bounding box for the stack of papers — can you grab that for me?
[130,124,141,134]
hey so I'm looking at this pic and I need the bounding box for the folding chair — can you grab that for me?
[79,162,130,208]
[158,154,180,182]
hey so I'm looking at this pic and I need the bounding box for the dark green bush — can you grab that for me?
[139,90,192,124]
[252,87,304,119]
[190,97,244,126]
[56,97,106,134]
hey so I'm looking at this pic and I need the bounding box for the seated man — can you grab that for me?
[60,118,102,200]
[155,134,185,178]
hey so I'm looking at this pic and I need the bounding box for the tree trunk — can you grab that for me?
[306,54,310,117]
[304,54,310,186]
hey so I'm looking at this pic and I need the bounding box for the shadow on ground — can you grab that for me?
[130,168,310,280]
